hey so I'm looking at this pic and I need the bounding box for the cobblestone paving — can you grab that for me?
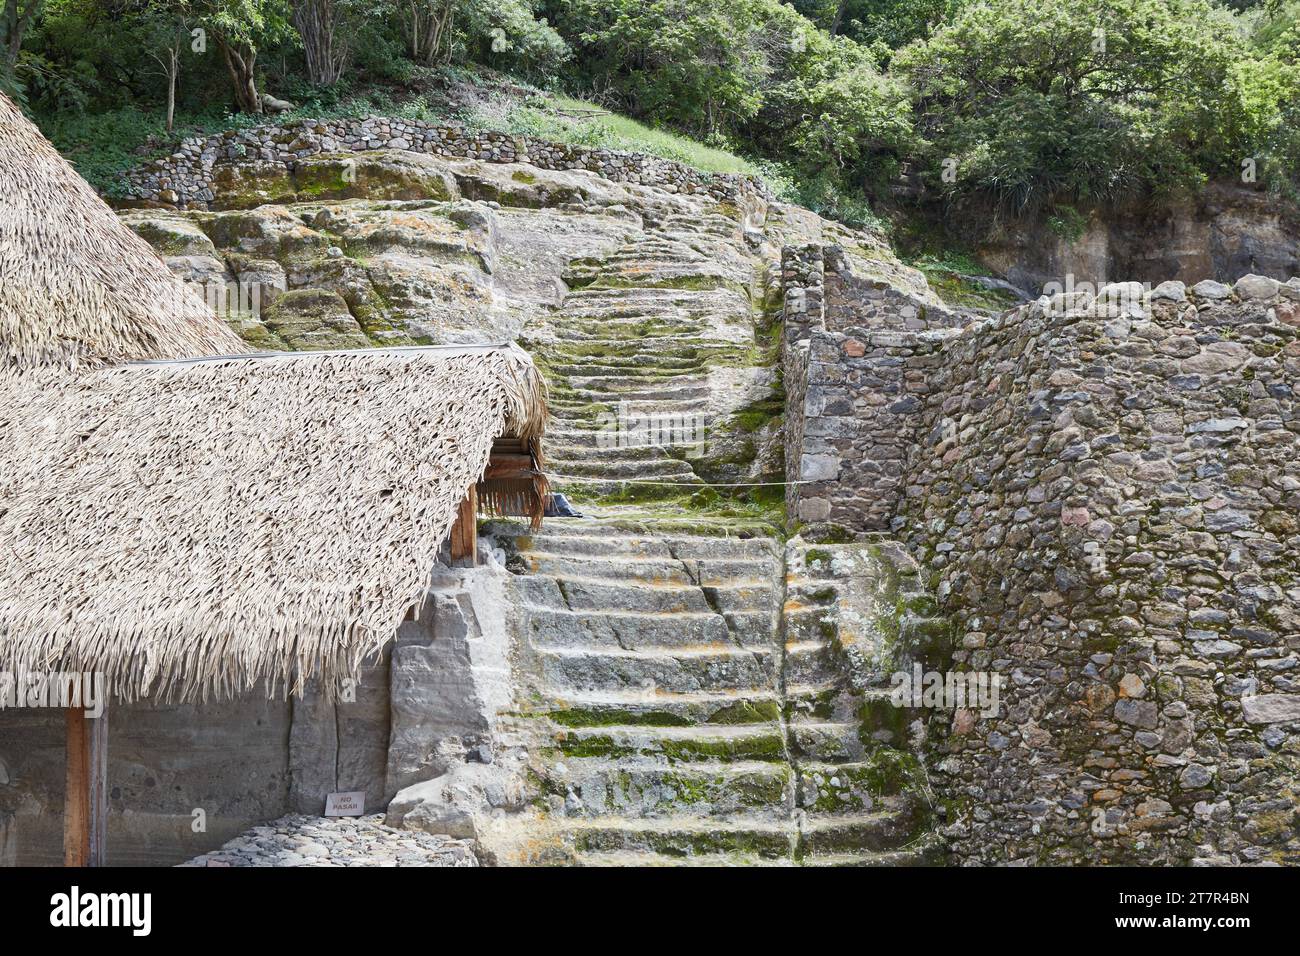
[180,814,478,867]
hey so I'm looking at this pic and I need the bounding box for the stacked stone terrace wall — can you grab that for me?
[782,242,962,530]
[123,116,771,210]
[785,265,1300,863]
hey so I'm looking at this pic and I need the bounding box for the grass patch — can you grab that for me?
[908,251,1021,311]
[40,73,775,198]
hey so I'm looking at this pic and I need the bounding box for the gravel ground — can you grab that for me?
[180,814,479,867]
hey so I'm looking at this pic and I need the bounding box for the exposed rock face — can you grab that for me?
[980,184,1300,293]
[123,140,932,494]
[784,268,1300,865]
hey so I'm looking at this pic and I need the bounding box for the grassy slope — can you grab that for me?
[35,78,770,197]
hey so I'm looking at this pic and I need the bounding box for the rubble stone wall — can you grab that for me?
[784,264,1300,863]
[123,116,771,210]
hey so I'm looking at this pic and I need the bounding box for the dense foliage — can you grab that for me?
[3,0,1297,225]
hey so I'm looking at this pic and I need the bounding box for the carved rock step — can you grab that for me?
[553,723,786,763]
[524,607,775,650]
[543,441,697,463]
[799,846,939,867]
[784,639,845,686]
[535,816,795,861]
[542,360,708,377]
[796,760,922,813]
[561,375,711,395]
[539,759,793,819]
[503,527,778,558]
[561,284,745,304]
[538,645,777,694]
[537,343,736,362]
[542,688,783,728]
[572,850,791,867]
[545,458,699,481]
[551,326,717,344]
[560,386,712,406]
[529,810,915,862]
[523,552,776,585]
[517,574,773,615]
[547,395,709,414]
[799,810,923,856]
[785,720,864,762]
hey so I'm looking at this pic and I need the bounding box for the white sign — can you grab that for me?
[325,791,366,817]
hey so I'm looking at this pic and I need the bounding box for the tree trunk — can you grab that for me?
[829,0,849,36]
[292,0,347,86]
[217,36,262,114]
[2,0,42,73]
[406,0,452,66]
[165,47,178,132]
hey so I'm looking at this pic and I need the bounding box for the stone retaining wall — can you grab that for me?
[784,266,1300,863]
[123,116,771,210]
[906,277,1300,864]
[782,242,964,530]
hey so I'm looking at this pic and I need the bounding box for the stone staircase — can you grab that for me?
[484,520,943,866]
[526,215,758,501]
[481,205,944,866]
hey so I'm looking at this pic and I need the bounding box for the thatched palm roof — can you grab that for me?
[0,344,547,703]
[0,93,249,369]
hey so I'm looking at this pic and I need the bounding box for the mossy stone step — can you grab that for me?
[572,850,790,867]
[524,551,776,585]
[537,343,735,361]
[785,720,863,762]
[522,552,773,586]
[784,639,843,686]
[796,753,929,810]
[798,845,939,867]
[542,440,679,461]
[542,690,784,728]
[562,817,795,860]
[798,810,921,856]
[496,519,778,545]
[546,458,700,481]
[519,574,772,615]
[527,607,776,651]
[553,723,786,763]
[543,362,708,378]
[539,760,793,819]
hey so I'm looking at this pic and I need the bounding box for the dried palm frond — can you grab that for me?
[0,344,548,703]
[0,92,249,370]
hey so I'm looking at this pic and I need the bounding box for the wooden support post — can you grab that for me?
[450,484,478,568]
[64,706,107,867]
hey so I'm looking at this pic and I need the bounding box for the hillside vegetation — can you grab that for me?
[6,0,1298,248]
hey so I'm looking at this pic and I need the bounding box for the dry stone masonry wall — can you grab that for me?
[783,260,1300,864]
[783,243,965,531]
[124,116,771,211]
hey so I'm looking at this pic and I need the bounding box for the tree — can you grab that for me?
[403,0,453,65]
[554,0,772,138]
[893,0,1249,214]
[289,0,346,86]
[135,0,194,130]
[1,0,44,74]
[195,0,289,113]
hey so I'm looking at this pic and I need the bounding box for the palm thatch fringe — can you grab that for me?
[0,344,548,703]
[0,91,249,370]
